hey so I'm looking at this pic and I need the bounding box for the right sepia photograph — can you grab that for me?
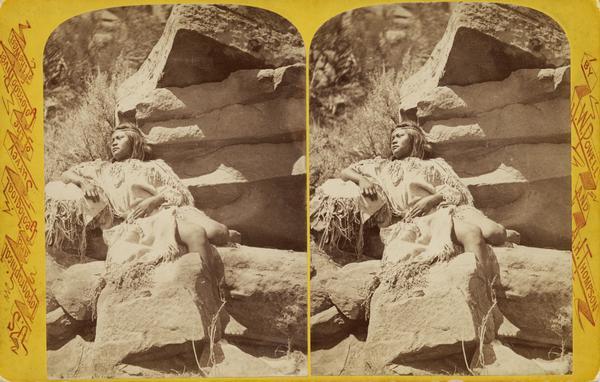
[309,2,572,377]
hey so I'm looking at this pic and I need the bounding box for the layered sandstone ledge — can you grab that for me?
[47,5,307,378]
[311,3,572,376]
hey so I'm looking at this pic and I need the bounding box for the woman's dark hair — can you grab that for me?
[112,122,151,161]
[390,121,430,159]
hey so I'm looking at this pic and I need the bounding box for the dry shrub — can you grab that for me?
[44,69,127,183]
[310,68,407,188]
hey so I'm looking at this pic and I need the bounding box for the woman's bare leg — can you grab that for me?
[452,217,501,367]
[200,217,230,246]
[175,212,227,342]
[175,211,225,284]
[179,207,230,246]
[456,209,507,246]
[452,218,490,271]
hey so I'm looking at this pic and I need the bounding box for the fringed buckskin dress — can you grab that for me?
[46,158,210,272]
[312,156,486,267]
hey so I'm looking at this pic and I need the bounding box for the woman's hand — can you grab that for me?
[359,178,378,199]
[127,195,165,222]
[80,180,101,202]
[407,193,443,219]
[340,167,378,199]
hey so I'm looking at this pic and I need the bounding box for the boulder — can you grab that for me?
[52,261,105,321]
[448,143,570,249]
[310,248,340,315]
[219,245,307,348]
[120,65,304,123]
[311,306,353,345]
[493,245,572,348]
[190,175,306,250]
[424,97,569,150]
[46,307,83,350]
[448,143,570,180]
[387,353,471,376]
[117,4,303,116]
[46,255,64,313]
[114,365,169,378]
[114,339,307,377]
[473,340,548,375]
[165,141,304,181]
[144,97,305,146]
[417,66,569,122]
[478,177,570,249]
[47,335,95,379]
[311,335,368,376]
[400,3,568,113]
[365,252,500,370]
[325,260,381,320]
[204,340,304,377]
[532,354,572,375]
[93,251,227,373]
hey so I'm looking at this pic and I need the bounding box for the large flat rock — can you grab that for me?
[447,143,570,249]
[204,340,305,377]
[494,245,572,348]
[453,142,570,181]
[311,335,368,376]
[476,176,570,249]
[424,97,569,150]
[219,245,307,348]
[310,306,353,346]
[47,335,95,379]
[166,141,304,182]
[46,255,64,313]
[325,260,380,320]
[310,248,340,315]
[93,252,226,374]
[117,4,303,116]
[400,3,568,114]
[144,97,305,146]
[190,175,306,250]
[365,253,500,371]
[119,65,304,123]
[417,66,569,122]
[52,261,105,321]
[473,341,551,375]
[46,307,83,350]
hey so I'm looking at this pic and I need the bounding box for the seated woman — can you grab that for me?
[329,121,506,275]
[49,122,230,281]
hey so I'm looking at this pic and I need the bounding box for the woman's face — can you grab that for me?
[390,128,412,159]
[111,131,133,161]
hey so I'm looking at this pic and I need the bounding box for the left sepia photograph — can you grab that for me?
[43,5,307,378]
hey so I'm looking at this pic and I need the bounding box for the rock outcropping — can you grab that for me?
[311,3,572,376]
[310,4,451,123]
[47,5,307,378]
[117,4,306,251]
[399,2,570,249]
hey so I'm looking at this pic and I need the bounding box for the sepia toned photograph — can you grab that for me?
[44,4,307,378]
[310,2,572,376]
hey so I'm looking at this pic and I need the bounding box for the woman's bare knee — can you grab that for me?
[206,222,229,246]
[178,223,209,250]
[455,221,485,248]
[482,223,507,246]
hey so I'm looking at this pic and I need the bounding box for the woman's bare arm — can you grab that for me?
[61,170,84,187]
[340,167,377,198]
[127,194,166,222]
[406,193,443,218]
[61,170,100,202]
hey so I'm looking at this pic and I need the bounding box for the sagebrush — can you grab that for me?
[44,70,127,183]
[310,68,410,189]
